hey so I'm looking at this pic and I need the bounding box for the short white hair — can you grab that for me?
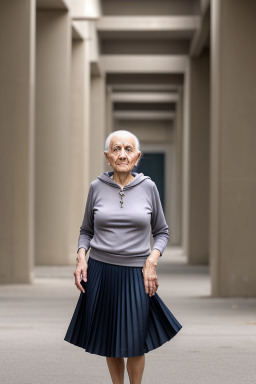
[104,130,140,152]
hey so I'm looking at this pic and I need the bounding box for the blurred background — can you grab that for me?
[0,1,256,382]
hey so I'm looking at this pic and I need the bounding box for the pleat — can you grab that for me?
[107,264,115,354]
[64,257,182,358]
[87,261,109,354]
[144,293,182,352]
[115,265,122,356]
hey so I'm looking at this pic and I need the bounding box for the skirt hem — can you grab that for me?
[64,325,182,358]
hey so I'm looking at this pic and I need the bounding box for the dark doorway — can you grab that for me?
[133,152,165,211]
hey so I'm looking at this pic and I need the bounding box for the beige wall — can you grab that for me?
[173,90,183,245]
[90,75,106,181]
[181,63,191,259]
[188,50,210,264]
[210,0,256,296]
[0,0,36,283]
[68,38,91,261]
[35,10,71,265]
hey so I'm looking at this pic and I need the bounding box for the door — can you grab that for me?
[133,152,165,211]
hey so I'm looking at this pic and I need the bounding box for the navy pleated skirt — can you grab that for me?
[64,257,182,358]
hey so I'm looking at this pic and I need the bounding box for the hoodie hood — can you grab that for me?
[98,171,150,190]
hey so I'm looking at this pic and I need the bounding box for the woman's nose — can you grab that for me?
[119,147,126,158]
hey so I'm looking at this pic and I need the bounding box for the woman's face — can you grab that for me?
[105,133,141,174]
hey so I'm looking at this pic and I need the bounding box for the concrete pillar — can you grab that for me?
[181,63,191,259]
[106,87,113,138]
[173,90,183,246]
[90,75,106,180]
[187,51,210,264]
[0,0,36,283]
[35,10,71,265]
[104,87,113,172]
[68,37,91,261]
[210,0,256,296]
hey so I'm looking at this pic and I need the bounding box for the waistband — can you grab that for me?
[89,247,148,267]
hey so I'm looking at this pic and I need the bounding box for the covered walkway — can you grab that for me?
[1,0,256,298]
[1,248,255,384]
[1,1,256,381]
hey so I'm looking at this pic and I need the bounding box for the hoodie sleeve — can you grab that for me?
[150,182,170,256]
[77,183,94,254]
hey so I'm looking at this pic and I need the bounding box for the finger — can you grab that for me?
[152,278,159,292]
[74,270,81,280]
[148,280,154,297]
[151,281,155,295]
[144,279,149,294]
[152,279,158,295]
[82,268,87,282]
[74,270,85,293]
[151,281,156,296]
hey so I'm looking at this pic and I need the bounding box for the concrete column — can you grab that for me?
[173,90,183,246]
[35,10,71,265]
[181,63,191,260]
[68,38,91,261]
[0,0,36,283]
[90,75,106,180]
[187,51,210,264]
[210,0,256,296]
[106,87,113,138]
[104,87,113,172]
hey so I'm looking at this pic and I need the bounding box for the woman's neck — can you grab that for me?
[111,172,134,188]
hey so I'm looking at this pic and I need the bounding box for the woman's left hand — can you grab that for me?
[142,251,160,296]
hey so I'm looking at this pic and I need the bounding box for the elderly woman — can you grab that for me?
[64,130,182,384]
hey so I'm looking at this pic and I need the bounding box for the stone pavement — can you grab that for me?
[0,248,256,384]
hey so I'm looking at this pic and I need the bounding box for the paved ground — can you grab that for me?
[1,248,256,384]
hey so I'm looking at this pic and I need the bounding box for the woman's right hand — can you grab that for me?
[73,251,88,293]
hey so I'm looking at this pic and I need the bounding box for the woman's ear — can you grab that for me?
[136,151,142,166]
[104,151,110,166]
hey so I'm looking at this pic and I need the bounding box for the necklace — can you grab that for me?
[119,189,125,208]
[110,174,134,208]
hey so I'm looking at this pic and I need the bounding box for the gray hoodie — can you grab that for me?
[77,171,170,267]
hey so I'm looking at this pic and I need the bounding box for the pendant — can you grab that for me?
[119,190,125,208]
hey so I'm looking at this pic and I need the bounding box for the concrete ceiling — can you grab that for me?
[114,103,176,111]
[36,0,211,127]
[106,74,184,97]
[98,0,209,126]
[101,0,201,16]
[36,0,70,10]
[111,92,179,103]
